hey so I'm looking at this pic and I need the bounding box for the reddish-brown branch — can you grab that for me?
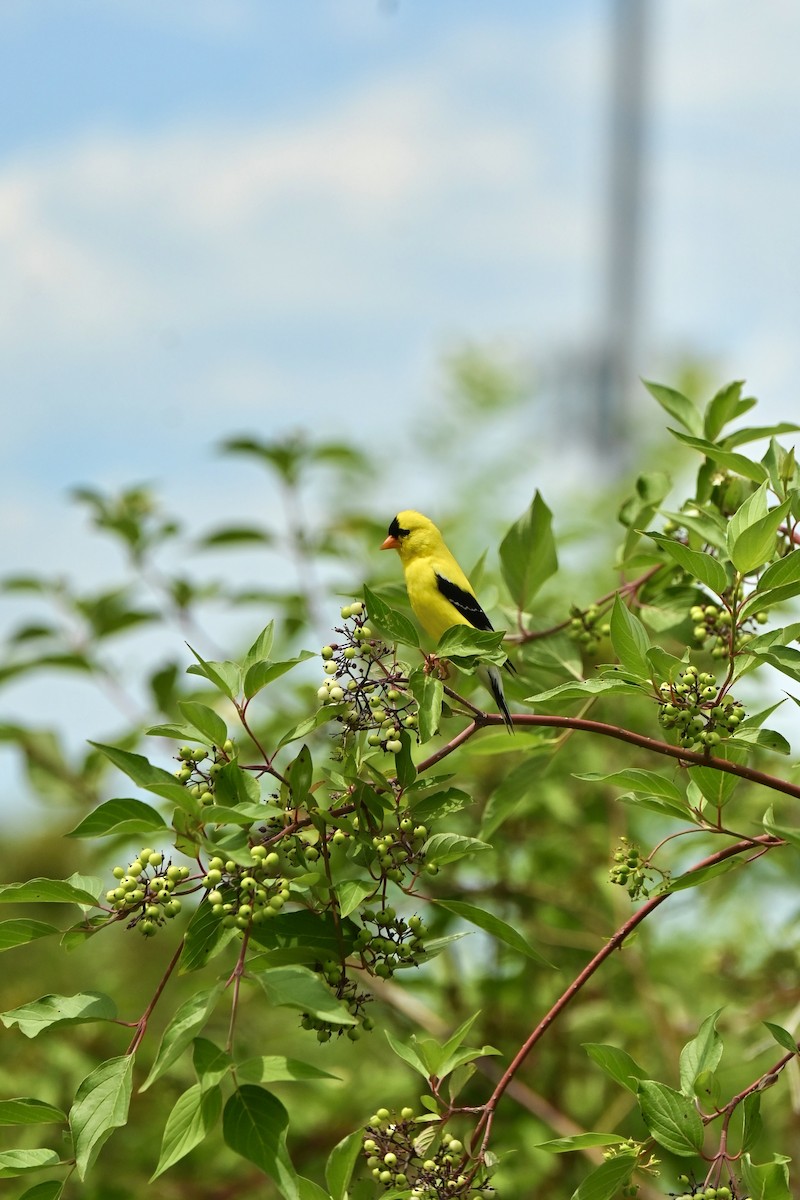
[470,834,783,1156]
[126,936,185,1055]
[417,710,800,801]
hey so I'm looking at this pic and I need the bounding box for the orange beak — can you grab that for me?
[380,534,400,551]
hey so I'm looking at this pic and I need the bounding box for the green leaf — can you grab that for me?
[577,769,687,818]
[1,992,116,1038]
[0,1150,61,1180]
[408,666,443,742]
[186,647,242,700]
[525,677,643,705]
[0,878,99,907]
[66,798,167,839]
[670,430,769,483]
[384,1029,429,1078]
[609,595,651,679]
[583,1044,647,1093]
[726,421,800,448]
[436,625,507,669]
[325,1129,363,1200]
[278,706,344,749]
[741,1092,763,1153]
[238,1056,340,1085]
[758,550,800,591]
[140,984,225,1091]
[151,1083,222,1179]
[569,1151,637,1200]
[179,901,236,974]
[688,749,745,807]
[363,586,419,648]
[192,1038,232,1090]
[198,524,273,548]
[0,920,59,953]
[727,481,768,544]
[178,701,227,747]
[740,581,800,619]
[243,622,276,669]
[637,1079,704,1155]
[666,856,745,893]
[536,1133,628,1154]
[253,966,356,1025]
[730,500,791,574]
[298,1178,332,1200]
[646,534,728,595]
[756,645,800,684]
[393,730,417,789]
[423,832,492,866]
[0,1098,66,1126]
[643,379,702,435]
[705,379,745,441]
[248,911,356,963]
[89,741,178,790]
[335,879,375,919]
[288,744,313,803]
[679,1009,724,1098]
[434,899,554,966]
[14,1181,64,1198]
[244,653,315,700]
[740,1152,792,1200]
[69,1055,134,1179]
[729,726,791,755]
[223,1086,298,1199]
[499,491,558,609]
[762,1021,798,1055]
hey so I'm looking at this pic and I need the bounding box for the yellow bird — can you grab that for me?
[380,510,514,730]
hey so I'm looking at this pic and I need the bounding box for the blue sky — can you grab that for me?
[2,1,800,804]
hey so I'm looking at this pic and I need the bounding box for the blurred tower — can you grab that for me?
[596,0,649,460]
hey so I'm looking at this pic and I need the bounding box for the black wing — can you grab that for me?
[435,571,516,676]
[435,572,494,631]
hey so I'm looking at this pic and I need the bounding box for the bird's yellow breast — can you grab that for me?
[402,556,474,643]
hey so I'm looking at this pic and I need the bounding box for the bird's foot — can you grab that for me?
[423,654,450,680]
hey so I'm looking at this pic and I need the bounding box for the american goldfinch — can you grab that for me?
[380,510,514,730]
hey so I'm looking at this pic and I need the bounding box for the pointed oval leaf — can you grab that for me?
[178,701,227,747]
[66,798,167,839]
[637,1080,704,1155]
[499,491,558,610]
[69,1056,134,1179]
[222,1086,298,1198]
[435,898,553,966]
[151,1083,222,1180]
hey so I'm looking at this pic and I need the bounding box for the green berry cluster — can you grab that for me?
[302,960,374,1042]
[362,1111,489,1198]
[674,1177,734,1200]
[365,813,430,885]
[353,907,429,979]
[317,602,418,754]
[205,844,292,930]
[689,603,764,658]
[173,738,236,805]
[609,838,664,900]
[657,666,745,750]
[568,604,611,652]
[105,849,189,936]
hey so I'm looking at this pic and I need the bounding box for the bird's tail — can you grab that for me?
[486,663,514,733]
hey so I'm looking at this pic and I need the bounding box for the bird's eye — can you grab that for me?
[388,516,409,539]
